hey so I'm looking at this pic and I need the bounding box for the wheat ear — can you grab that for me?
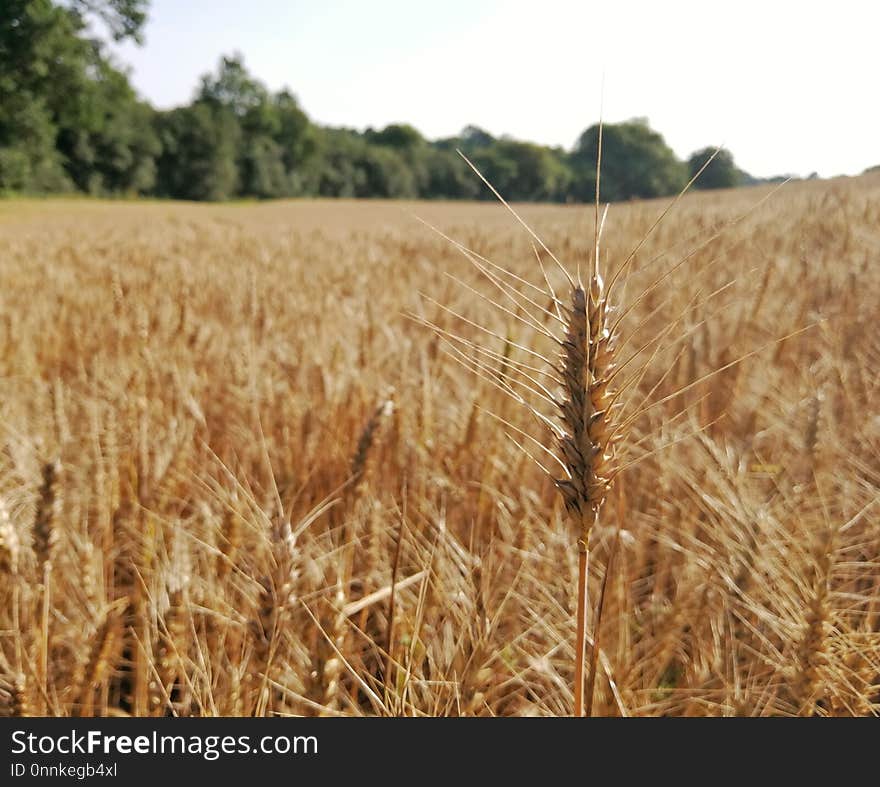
[414,145,625,715]
[557,270,619,717]
[33,460,61,571]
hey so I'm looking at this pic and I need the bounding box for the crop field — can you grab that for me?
[0,174,878,717]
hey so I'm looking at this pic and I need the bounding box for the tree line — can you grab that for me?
[2,1,767,202]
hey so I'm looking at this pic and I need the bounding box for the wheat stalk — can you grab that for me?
[33,460,61,571]
[791,526,834,716]
[415,146,753,714]
[349,392,395,488]
[556,269,620,716]
[75,603,124,717]
[415,151,628,715]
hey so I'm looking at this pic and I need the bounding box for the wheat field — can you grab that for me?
[0,174,878,717]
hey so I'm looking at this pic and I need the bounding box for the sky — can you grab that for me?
[109,0,880,179]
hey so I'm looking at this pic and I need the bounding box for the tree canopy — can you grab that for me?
[570,119,688,202]
[1,1,768,202]
[688,147,744,190]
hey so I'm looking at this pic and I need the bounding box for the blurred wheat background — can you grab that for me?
[1,173,878,716]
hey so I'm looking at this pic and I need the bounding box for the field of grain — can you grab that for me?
[0,175,878,716]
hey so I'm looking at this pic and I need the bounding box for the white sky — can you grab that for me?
[110,0,880,178]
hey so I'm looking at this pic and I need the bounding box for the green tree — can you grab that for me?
[356,145,417,198]
[366,123,424,150]
[0,97,70,193]
[239,134,287,198]
[496,139,570,201]
[0,1,81,191]
[570,119,687,202]
[56,61,160,194]
[421,148,479,200]
[154,103,239,200]
[302,128,419,199]
[432,128,572,201]
[688,147,742,190]
[299,128,362,197]
[367,123,440,196]
[68,0,149,42]
[0,3,771,205]
[198,55,272,128]
[0,0,153,193]
[274,89,315,190]
[457,125,495,151]
[468,145,518,199]
[196,55,317,198]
